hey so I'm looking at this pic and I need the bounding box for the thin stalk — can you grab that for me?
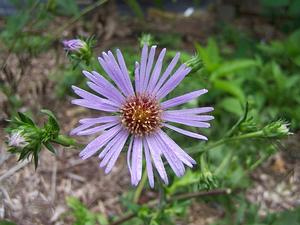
[189,131,264,155]
[108,188,231,225]
[133,170,147,203]
[51,134,78,147]
[157,174,166,208]
[214,149,234,176]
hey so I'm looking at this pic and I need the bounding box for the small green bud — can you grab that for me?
[199,154,218,190]
[139,33,155,47]
[198,170,218,190]
[63,37,94,66]
[185,53,203,73]
[262,120,291,138]
[6,110,64,169]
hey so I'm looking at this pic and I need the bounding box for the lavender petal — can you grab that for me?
[79,125,122,160]
[163,123,208,140]
[145,135,169,185]
[161,89,208,109]
[143,139,154,188]
[152,52,180,94]
[165,107,214,115]
[147,48,166,93]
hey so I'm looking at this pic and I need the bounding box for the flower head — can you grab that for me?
[63,39,87,52]
[8,131,28,148]
[71,45,214,187]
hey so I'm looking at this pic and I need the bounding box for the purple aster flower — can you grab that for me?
[71,45,214,187]
[63,39,86,52]
[8,131,28,148]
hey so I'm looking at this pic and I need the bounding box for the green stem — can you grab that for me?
[249,153,270,171]
[189,131,264,155]
[133,170,147,203]
[52,134,78,147]
[157,175,166,208]
[214,149,234,176]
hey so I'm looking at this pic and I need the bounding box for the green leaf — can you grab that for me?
[292,55,300,66]
[213,80,246,103]
[126,0,144,19]
[44,142,57,154]
[219,97,243,116]
[195,38,221,72]
[56,0,80,16]
[210,59,259,81]
[17,112,34,125]
[33,149,39,170]
[41,109,60,135]
[288,0,300,17]
[67,196,107,225]
[0,220,18,225]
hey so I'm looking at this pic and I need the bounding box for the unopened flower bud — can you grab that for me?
[8,131,28,148]
[262,120,291,138]
[62,38,93,66]
[185,53,203,73]
[63,39,87,52]
[139,34,155,47]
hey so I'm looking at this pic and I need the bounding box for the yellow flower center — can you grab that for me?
[120,95,161,136]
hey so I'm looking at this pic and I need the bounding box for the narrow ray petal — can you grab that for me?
[165,107,214,115]
[71,99,118,112]
[157,129,196,166]
[162,114,211,128]
[143,46,157,91]
[99,130,129,173]
[87,81,122,106]
[79,116,119,125]
[163,123,207,140]
[143,139,154,188]
[153,133,185,177]
[99,130,126,159]
[152,52,180,94]
[127,136,134,176]
[145,135,169,184]
[79,125,122,160]
[77,122,119,136]
[70,123,96,135]
[98,55,128,96]
[161,89,208,109]
[98,131,126,166]
[107,51,133,96]
[72,85,118,107]
[116,49,135,95]
[156,66,191,99]
[134,62,141,93]
[139,45,148,92]
[147,48,166,93]
[131,136,143,186]
[83,70,125,103]
[162,113,214,122]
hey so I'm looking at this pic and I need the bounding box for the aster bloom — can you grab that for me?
[63,39,87,52]
[8,131,28,148]
[71,45,214,187]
